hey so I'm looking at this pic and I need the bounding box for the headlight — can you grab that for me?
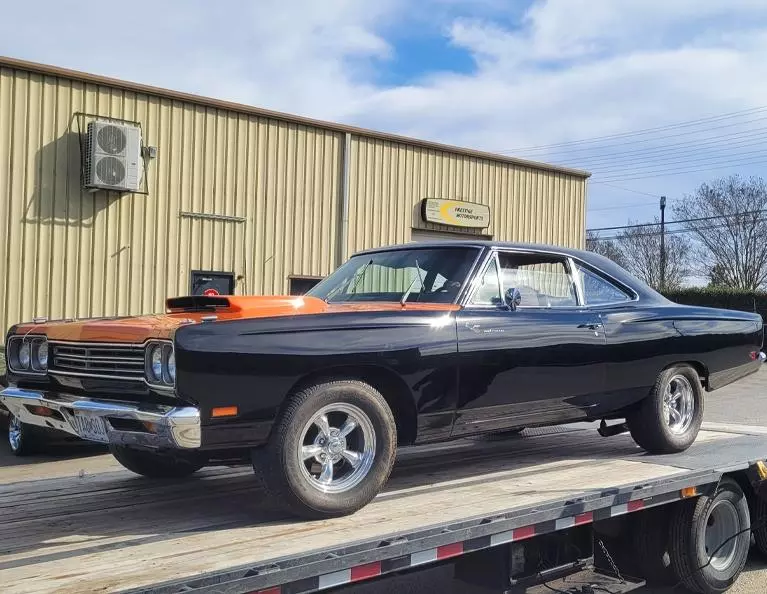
[6,335,47,374]
[18,342,31,369]
[33,340,48,370]
[150,345,163,380]
[166,348,176,382]
[145,341,175,387]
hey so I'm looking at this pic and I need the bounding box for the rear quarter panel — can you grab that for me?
[601,304,763,410]
[173,310,459,449]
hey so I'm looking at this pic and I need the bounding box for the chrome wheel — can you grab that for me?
[704,499,740,571]
[298,403,376,494]
[663,374,695,435]
[8,414,22,452]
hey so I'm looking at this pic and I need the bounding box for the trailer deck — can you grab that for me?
[2,423,766,593]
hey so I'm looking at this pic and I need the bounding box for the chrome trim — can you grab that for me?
[760,352,766,363]
[0,386,201,449]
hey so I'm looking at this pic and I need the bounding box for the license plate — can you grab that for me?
[70,413,110,443]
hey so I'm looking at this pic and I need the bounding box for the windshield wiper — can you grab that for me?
[400,259,425,306]
[347,258,373,297]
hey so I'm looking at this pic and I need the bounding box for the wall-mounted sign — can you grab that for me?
[421,198,491,229]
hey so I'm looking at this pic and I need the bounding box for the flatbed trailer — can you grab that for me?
[2,422,767,594]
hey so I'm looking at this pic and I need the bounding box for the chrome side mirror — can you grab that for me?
[505,287,522,311]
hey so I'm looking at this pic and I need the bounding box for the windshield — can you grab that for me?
[307,246,480,304]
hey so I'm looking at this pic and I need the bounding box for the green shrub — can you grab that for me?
[662,287,767,321]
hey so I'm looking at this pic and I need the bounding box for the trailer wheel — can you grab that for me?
[253,379,397,519]
[110,445,207,478]
[669,478,750,593]
[628,364,703,454]
[752,495,767,559]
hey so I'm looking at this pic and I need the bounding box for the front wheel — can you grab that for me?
[109,445,207,478]
[253,379,397,519]
[8,414,37,456]
[628,365,703,454]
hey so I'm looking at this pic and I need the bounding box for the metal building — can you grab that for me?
[0,56,590,333]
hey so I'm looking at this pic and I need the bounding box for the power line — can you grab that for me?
[595,217,767,241]
[563,128,767,169]
[588,209,767,232]
[595,183,662,198]
[591,156,767,183]
[501,105,767,154]
[586,146,767,175]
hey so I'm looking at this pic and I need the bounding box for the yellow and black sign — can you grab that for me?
[421,198,491,229]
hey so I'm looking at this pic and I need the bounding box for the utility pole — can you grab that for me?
[659,195,666,291]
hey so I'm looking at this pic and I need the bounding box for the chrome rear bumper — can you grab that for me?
[0,387,201,449]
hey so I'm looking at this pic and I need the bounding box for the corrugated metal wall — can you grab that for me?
[345,136,586,258]
[0,60,587,334]
[0,66,341,333]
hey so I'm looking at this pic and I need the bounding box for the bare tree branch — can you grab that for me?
[672,175,767,290]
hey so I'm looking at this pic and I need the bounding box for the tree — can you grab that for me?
[614,219,691,290]
[585,230,626,268]
[586,224,690,290]
[673,175,767,290]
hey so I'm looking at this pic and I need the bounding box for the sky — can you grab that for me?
[4,0,767,232]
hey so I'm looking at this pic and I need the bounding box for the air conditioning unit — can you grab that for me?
[83,121,142,192]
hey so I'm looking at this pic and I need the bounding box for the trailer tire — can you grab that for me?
[252,379,397,519]
[669,478,750,593]
[631,507,675,585]
[752,495,767,559]
[628,364,703,454]
[110,445,207,478]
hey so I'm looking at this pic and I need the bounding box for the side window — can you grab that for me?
[575,263,631,305]
[469,257,502,306]
[497,252,578,308]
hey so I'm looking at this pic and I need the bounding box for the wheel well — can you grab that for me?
[664,360,709,389]
[286,365,418,446]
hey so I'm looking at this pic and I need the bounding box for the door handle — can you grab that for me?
[578,322,603,330]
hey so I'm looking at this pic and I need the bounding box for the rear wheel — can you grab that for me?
[628,365,703,454]
[110,445,207,478]
[668,478,750,593]
[253,379,397,519]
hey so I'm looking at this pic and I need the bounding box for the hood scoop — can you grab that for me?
[166,296,232,312]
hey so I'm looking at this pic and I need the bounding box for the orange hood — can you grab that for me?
[13,296,459,343]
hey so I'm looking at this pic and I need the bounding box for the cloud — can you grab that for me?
[4,0,767,226]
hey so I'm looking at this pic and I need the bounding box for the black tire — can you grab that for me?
[109,445,207,478]
[669,478,750,593]
[630,507,675,585]
[752,495,767,560]
[7,414,38,456]
[252,379,397,519]
[628,364,703,454]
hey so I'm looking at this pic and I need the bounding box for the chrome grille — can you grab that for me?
[50,342,145,381]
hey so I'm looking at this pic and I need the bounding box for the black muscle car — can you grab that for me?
[1,241,764,518]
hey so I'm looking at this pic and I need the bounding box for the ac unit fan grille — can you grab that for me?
[97,124,128,155]
[95,157,126,186]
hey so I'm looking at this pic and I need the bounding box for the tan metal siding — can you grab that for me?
[0,66,342,333]
[345,136,586,260]
[0,60,586,335]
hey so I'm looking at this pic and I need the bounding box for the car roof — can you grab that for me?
[355,240,669,304]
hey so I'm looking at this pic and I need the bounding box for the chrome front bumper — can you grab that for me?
[0,387,201,449]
